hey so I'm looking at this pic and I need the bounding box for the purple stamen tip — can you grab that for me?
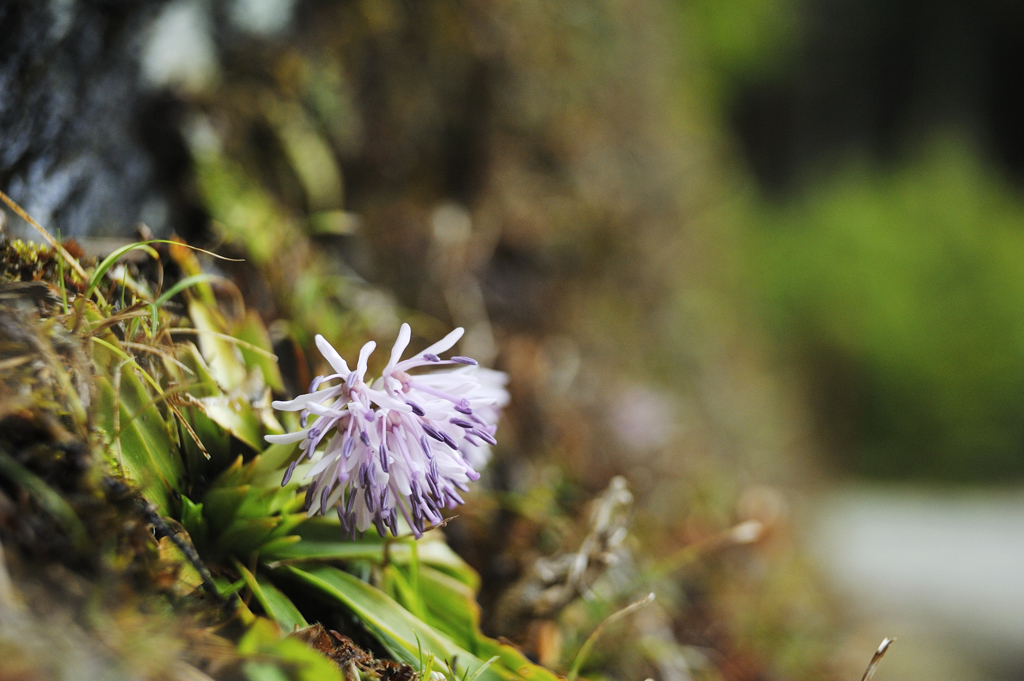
[337,506,349,532]
[455,399,472,414]
[406,400,425,416]
[451,356,478,365]
[450,418,473,429]
[473,429,497,446]
[422,424,444,442]
[281,459,298,487]
[423,353,440,362]
[360,431,371,446]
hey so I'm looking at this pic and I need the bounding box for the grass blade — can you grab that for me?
[566,593,655,681]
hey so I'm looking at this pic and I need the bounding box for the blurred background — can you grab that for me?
[4,1,1024,679]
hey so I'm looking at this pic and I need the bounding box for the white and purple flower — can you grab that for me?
[265,324,508,538]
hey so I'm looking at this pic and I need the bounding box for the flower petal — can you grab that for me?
[418,327,464,359]
[271,385,341,411]
[387,323,412,372]
[356,340,376,379]
[316,335,351,376]
[265,428,312,444]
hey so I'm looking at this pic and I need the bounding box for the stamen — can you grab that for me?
[281,459,298,486]
[337,505,349,532]
[472,429,497,446]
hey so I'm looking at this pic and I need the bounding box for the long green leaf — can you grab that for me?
[280,565,520,681]
[189,301,248,391]
[416,565,482,653]
[94,371,181,514]
[234,560,308,632]
[153,273,223,309]
[85,242,159,301]
[262,535,476,586]
[86,240,243,303]
[232,310,285,392]
[151,273,222,333]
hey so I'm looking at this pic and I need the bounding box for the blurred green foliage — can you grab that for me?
[680,0,798,93]
[745,140,1024,480]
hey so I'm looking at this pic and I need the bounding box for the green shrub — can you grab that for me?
[747,140,1024,480]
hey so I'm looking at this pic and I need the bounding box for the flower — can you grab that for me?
[265,324,508,537]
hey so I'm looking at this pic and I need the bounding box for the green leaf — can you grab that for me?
[203,486,251,532]
[220,517,282,555]
[233,310,285,392]
[94,369,182,515]
[384,564,428,622]
[151,273,222,334]
[262,525,478,588]
[189,300,249,391]
[153,274,223,309]
[180,496,209,548]
[85,242,159,301]
[234,560,308,632]
[280,565,509,681]
[170,343,235,477]
[416,565,482,654]
[255,573,308,632]
[87,239,242,304]
[211,455,249,489]
[192,395,264,451]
